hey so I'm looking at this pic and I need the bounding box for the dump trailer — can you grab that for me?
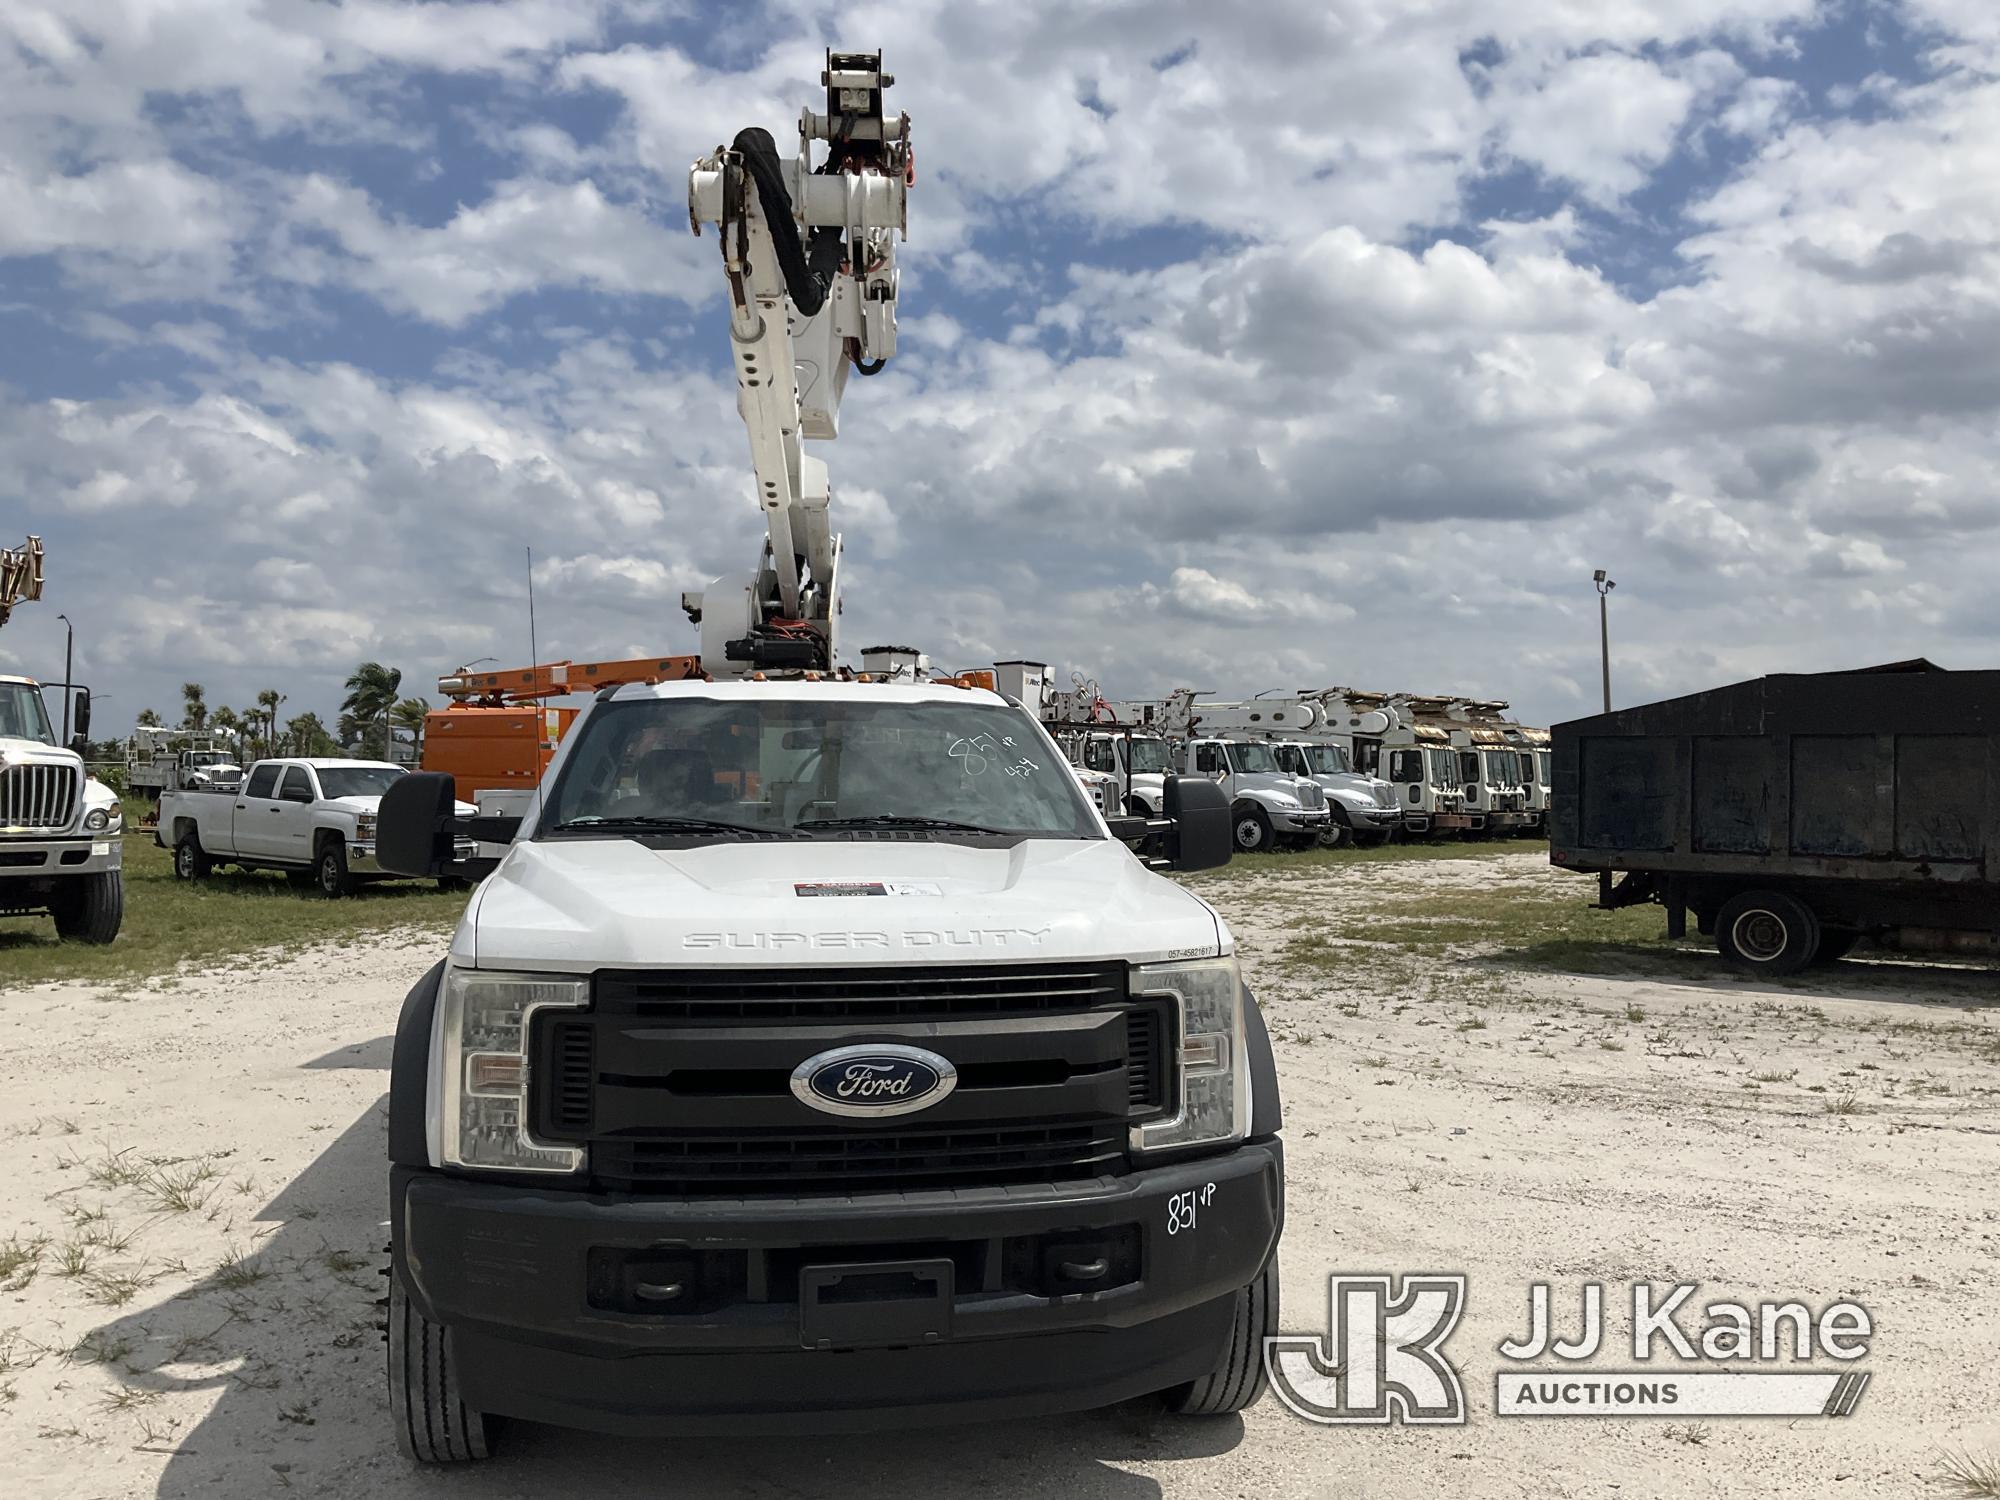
[1550,659,2000,975]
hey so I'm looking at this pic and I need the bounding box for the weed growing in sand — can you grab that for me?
[1936,1448,2000,1497]
[212,1249,268,1291]
[1824,1091,1868,1116]
[0,1236,47,1291]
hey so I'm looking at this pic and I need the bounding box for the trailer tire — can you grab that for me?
[315,836,354,899]
[51,871,123,944]
[173,832,210,881]
[1814,928,1861,965]
[1232,804,1274,854]
[1716,890,1820,977]
[1162,1256,1278,1416]
[388,1274,493,1463]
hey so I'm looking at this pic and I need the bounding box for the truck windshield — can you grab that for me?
[1483,749,1515,785]
[0,682,55,745]
[317,766,407,798]
[1226,742,1282,774]
[1427,748,1458,786]
[1302,743,1350,775]
[543,696,1099,840]
[1127,738,1170,775]
[1538,750,1552,785]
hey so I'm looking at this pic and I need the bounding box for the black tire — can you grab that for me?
[1163,1257,1278,1416]
[1716,890,1820,977]
[51,871,123,944]
[1232,804,1274,854]
[437,876,471,893]
[284,868,316,889]
[1814,928,1861,964]
[388,1274,493,1463]
[315,837,354,898]
[1316,820,1350,850]
[1124,797,1151,819]
[173,833,210,881]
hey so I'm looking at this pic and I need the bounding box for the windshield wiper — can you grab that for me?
[794,814,1014,835]
[553,815,797,839]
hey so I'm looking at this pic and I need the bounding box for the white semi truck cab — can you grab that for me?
[376,678,1281,1444]
[0,675,123,943]
[1181,736,1330,853]
[1269,740,1401,845]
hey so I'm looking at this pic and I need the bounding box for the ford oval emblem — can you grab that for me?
[790,1043,958,1118]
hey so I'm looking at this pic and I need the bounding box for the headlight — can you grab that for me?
[355,812,378,840]
[1130,956,1247,1156]
[430,967,588,1174]
[1267,795,1299,810]
[84,807,118,832]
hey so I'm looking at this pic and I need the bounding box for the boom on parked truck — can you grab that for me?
[373,55,1281,1459]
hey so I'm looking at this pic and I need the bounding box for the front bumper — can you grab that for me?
[348,838,476,876]
[1343,806,1402,829]
[1274,808,1331,833]
[394,1138,1283,1434]
[0,834,122,877]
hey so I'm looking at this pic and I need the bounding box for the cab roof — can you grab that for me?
[606,678,1014,708]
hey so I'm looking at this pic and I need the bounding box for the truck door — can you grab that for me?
[271,765,318,863]
[1194,741,1227,786]
[232,762,284,857]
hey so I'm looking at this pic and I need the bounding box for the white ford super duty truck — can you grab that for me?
[375,677,1282,1450]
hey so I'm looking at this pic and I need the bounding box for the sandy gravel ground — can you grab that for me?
[1,851,1996,1499]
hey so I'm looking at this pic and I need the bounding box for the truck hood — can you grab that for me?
[0,738,79,768]
[463,836,1226,971]
[327,794,477,818]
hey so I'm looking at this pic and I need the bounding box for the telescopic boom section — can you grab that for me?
[684,50,911,675]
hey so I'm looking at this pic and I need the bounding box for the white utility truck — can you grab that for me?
[373,57,1281,1460]
[0,537,124,943]
[1430,698,1532,835]
[158,758,473,896]
[126,726,244,800]
[1313,687,1473,837]
[1179,694,1401,845]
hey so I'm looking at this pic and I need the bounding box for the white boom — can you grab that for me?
[683,50,912,675]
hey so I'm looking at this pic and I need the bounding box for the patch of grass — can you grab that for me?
[1936,1448,2000,1497]
[82,1265,151,1307]
[1752,1069,1798,1084]
[0,1236,47,1291]
[1186,838,1553,884]
[1824,1091,1867,1116]
[135,1159,223,1215]
[211,1249,267,1292]
[317,1247,369,1276]
[1664,1421,1712,1447]
[0,834,471,988]
[1625,1003,1647,1022]
[65,1330,134,1367]
[52,1240,93,1279]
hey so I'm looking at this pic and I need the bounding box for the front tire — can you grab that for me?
[315,837,354,898]
[388,1274,493,1463]
[1716,890,1820,977]
[1163,1257,1278,1416]
[1232,804,1274,854]
[51,871,123,944]
[1316,820,1350,850]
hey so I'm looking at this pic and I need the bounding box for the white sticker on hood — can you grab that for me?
[793,880,944,898]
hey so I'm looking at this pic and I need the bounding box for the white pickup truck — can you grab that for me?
[157,757,473,896]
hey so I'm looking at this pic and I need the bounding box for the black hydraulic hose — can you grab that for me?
[732,128,844,317]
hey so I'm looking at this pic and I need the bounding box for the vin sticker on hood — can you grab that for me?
[794,880,944,898]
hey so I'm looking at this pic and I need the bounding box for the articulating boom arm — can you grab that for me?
[0,535,44,631]
[684,50,912,675]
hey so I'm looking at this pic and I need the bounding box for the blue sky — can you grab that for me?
[3,0,1998,733]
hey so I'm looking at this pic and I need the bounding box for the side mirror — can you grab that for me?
[378,771,460,877]
[1163,774,1232,872]
[283,786,314,804]
[69,734,89,758]
[73,689,92,740]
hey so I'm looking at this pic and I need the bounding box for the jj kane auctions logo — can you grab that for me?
[1266,1277,1873,1424]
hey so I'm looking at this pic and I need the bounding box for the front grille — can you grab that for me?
[592,1122,1127,1193]
[1296,781,1325,809]
[0,762,77,833]
[1374,783,1395,808]
[551,963,1162,1195]
[595,962,1123,1025]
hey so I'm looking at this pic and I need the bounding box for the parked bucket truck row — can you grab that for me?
[996,667,1552,853]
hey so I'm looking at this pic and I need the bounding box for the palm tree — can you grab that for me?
[256,688,285,759]
[341,662,402,758]
[180,682,207,731]
[136,708,161,728]
[391,696,432,760]
[285,712,332,756]
[212,706,241,746]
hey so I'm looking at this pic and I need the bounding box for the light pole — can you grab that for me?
[1592,570,1616,713]
[56,612,73,741]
